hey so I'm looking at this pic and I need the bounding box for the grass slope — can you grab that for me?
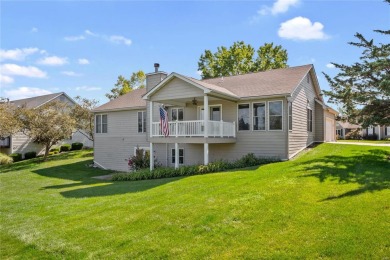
[1,145,389,259]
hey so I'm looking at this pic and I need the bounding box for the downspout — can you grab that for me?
[286,95,292,160]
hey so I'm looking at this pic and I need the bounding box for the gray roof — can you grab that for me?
[93,88,146,112]
[10,92,66,108]
[337,121,361,129]
[202,64,313,98]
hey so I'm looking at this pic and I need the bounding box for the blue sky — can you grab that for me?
[1,0,389,107]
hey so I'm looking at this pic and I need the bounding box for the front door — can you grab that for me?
[199,105,222,121]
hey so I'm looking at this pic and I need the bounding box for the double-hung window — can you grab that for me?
[307,109,313,132]
[171,108,184,121]
[269,101,283,130]
[138,111,146,133]
[253,103,265,130]
[238,104,250,130]
[95,114,107,133]
[172,148,184,165]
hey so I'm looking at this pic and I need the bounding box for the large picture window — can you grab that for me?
[307,109,313,132]
[171,108,184,121]
[253,103,265,130]
[95,114,107,133]
[172,148,184,165]
[269,101,283,130]
[238,104,250,130]
[138,111,146,133]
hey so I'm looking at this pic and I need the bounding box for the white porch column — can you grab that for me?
[149,101,153,137]
[378,126,381,140]
[174,143,179,169]
[204,143,209,165]
[204,95,209,137]
[342,128,345,139]
[150,142,154,171]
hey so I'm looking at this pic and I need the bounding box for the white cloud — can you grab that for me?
[75,86,101,91]
[85,29,98,37]
[0,47,39,61]
[37,56,68,66]
[0,75,14,84]
[326,63,335,69]
[78,58,90,65]
[64,35,86,41]
[278,16,329,40]
[108,35,132,46]
[259,0,300,15]
[4,87,52,100]
[196,70,202,76]
[31,27,38,33]
[61,71,82,77]
[0,64,47,78]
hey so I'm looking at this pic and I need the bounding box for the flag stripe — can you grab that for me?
[159,106,169,137]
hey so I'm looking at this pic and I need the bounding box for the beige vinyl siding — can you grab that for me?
[289,73,317,157]
[150,78,204,101]
[314,102,324,142]
[11,132,45,157]
[94,110,148,172]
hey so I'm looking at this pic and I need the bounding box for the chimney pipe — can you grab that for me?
[154,63,160,73]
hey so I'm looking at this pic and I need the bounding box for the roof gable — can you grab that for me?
[10,92,75,108]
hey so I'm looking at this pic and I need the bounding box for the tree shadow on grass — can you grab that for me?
[33,161,184,198]
[300,148,390,201]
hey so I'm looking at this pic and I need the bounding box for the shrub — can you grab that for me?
[127,147,150,171]
[60,144,71,152]
[112,153,280,181]
[24,151,37,160]
[50,147,60,154]
[363,134,378,140]
[9,153,22,162]
[0,153,13,165]
[345,129,362,140]
[71,142,83,150]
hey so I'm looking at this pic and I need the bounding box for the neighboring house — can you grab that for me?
[362,125,390,140]
[0,92,93,157]
[93,64,338,172]
[336,121,361,139]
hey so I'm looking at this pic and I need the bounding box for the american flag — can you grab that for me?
[159,106,169,137]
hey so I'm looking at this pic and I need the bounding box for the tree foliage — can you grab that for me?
[71,96,99,141]
[0,100,22,138]
[323,28,390,127]
[106,70,146,100]
[198,41,288,79]
[20,101,76,160]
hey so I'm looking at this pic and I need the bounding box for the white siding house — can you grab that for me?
[93,64,338,172]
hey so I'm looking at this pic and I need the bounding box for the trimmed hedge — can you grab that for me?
[60,144,71,152]
[71,142,83,151]
[0,153,13,165]
[112,153,279,181]
[9,153,22,162]
[24,151,37,160]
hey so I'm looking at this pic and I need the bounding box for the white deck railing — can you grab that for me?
[152,120,236,138]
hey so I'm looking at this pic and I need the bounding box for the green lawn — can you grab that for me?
[1,144,389,259]
[337,139,390,144]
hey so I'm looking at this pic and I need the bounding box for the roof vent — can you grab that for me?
[154,63,160,73]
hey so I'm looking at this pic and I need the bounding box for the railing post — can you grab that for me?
[220,120,223,137]
[175,121,178,137]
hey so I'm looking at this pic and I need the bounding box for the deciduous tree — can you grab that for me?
[0,99,22,138]
[106,70,146,100]
[198,41,288,79]
[71,96,99,141]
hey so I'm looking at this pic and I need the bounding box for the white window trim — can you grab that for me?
[288,102,293,132]
[137,111,147,133]
[268,100,284,131]
[237,103,251,131]
[134,146,150,156]
[197,104,223,121]
[252,102,266,132]
[171,148,184,165]
[95,114,108,134]
[171,107,184,121]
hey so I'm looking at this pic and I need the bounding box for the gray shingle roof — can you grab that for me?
[10,92,64,108]
[93,88,146,112]
[202,64,313,98]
